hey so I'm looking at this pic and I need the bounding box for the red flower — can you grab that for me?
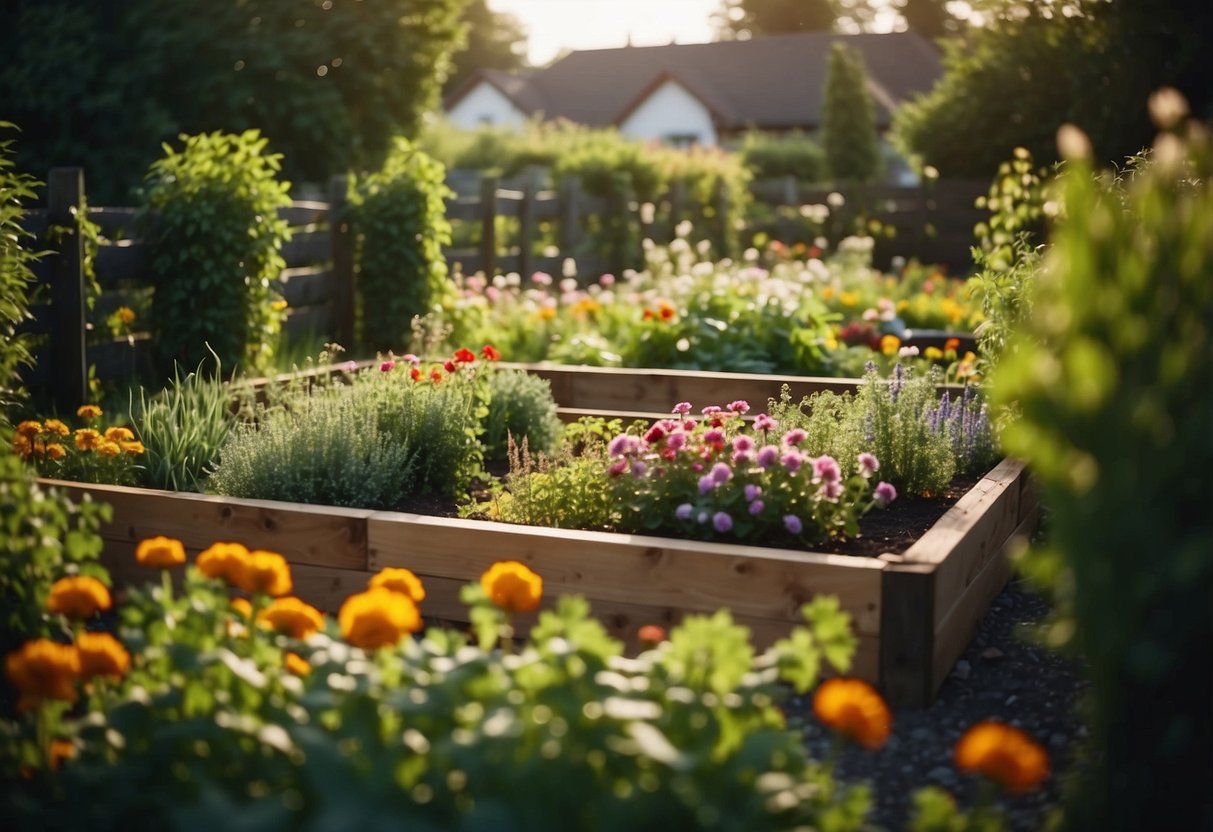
[443,360,456,373]
[642,308,654,320]
[481,344,501,361]
[430,368,443,383]
[410,367,422,381]
[453,347,476,364]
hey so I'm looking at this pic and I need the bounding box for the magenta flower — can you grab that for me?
[710,462,732,485]
[874,481,898,506]
[608,434,638,458]
[732,450,753,466]
[756,445,780,469]
[701,405,722,417]
[782,428,807,447]
[748,500,765,516]
[675,503,694,520]
[821,480,844,502]
[402,353,420,365]
[712,512,733,533]
[672,402,693,415]
[698,475,715,495]
[703,428,725,446]
[782,451,803,473]
[744,484,763,502]
[732,435,754,453]
[644,424,666,443]
[666,432,688,452]
[858,452,880,475]
[379,360,395,372]
[813,456,841,483]
[754,413,777,433]
[783,515,803,535]
[607,458,628,477]
[727,400,751,414]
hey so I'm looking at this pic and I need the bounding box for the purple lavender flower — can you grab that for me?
[607,434,635,458]
[744,484,763,502]
[783,515,803,535]
[710,462,732,485]
[858,452,880,475]
[874,481,898,507]
[748,500,765,516]
[675,503,693,521]
[756,445,780,469]
[712,512,733,533]
[782,428,807,447]
[698,475,715,495]
[631,460,647,477]
[890,362,906,402]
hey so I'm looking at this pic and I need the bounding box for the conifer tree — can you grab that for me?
[821,42,881,183]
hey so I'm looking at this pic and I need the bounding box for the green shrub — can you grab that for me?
[142,130,291,377]
[992,112,1213,832]
[821,43,881,184]
[0,123,39,426]
[738,131,827,183]
[482,368,562,461]
[352,139,454,352]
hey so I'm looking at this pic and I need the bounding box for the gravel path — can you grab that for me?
[789,578,1088,831]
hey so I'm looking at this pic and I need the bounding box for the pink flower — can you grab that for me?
[672,402,693,415]
[732,435,754,453]
[858,452,880,475]
[607,459,628,477]
[644,424,666,443]
[599,273,616,287]
[821,480,844,502]
[813,456,841,483]
[748,500,765,516]
[732,450,752,466]
[666,432,688,452]
[403,353,420,365]
[710,462,732,485]
[727,400,750,414]
[608,434,638,458]
[783,515,803,535]
[341,361,358,373]
[782,451,803,473]
[874,481,898,506]
[703,428,725,446]
[532,271,553,286]
[744,484,763,502]
[379,360,395,372]
[675,503,694,520]
[753,414,777,433]
[712,512,733,533]
[782,429,807,447]
[756,445,780,469]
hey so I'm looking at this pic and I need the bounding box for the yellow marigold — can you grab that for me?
[954,721,1050,794]
[234,550,292,597]
[46,576,112,619]
[5,639,80,711]
[339,588,421,650]
[260,597,325,639]
[135,536,186,569]
[537,306,557,321]
[880,334,901,356]
[480,560,543,613]
[42,419,70,437]
[104,426,135,443]
[46,443,67,461]
[924,346,944,361]
[368,567,427,603]
[11,433,32,460]
[76,405,102,420]
[812,677,892,750]
[230,597,253,618]
[839,291,859,307]
[16,420,42,438]
[96,441,121,458]
[284,652,311,677]
[115,306,136,326]
[74,428,103,451]
[120,440,145,455]
[76,632,130,680]
[49,739,76,770]
[197,542,250,585]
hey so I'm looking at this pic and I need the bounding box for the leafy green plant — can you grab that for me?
[739,130,827,183]
[482,367,562,461]
[821,42,881,184]
[992,111,1213,832]
[352,138,454,352]
[0,122,40,427]
[129,352,238,492]
[141,130,292,377]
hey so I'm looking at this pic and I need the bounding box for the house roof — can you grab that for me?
[445,32,941,131]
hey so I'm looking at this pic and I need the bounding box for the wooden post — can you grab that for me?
[879,561,936,708]
[558,175,581,255]
[328,174,355,349]
[518,176,536,280]
[479,175,498,279]
[47,168,87,412]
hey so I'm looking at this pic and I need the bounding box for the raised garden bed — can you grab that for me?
[42,365,1032,706]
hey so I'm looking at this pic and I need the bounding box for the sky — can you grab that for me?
[488,0,721,66]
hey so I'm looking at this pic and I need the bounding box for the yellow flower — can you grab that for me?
[339,588,421,650]
[76,405,102,420]
[76,632,130,680]
[270,299,289,312]
[368,567,427,603]
[234,550,292,597]
[46,443,67,461]
[74,428,103,451]
[284,652,311,676]
[480,561,543,613]
[46,576,112,619]
[896,299,910,312]
[16,420,42,438]
[812,677,892,750]
[954,721,1050,794]
[115,306,136,326]
[260,597,325,639]
[197,542,250,586]
[120,440,145,455]
[97,441,121,458]
[135,536,186,569]
[537,306,557,321]
[11,434,32,460]
[839,291,859,307]
[820,286,835,301]
[5,639,80,711]
[880,334,901,356]
[924,346,944,361]
[104,426,135,443]
[230,597,253,619]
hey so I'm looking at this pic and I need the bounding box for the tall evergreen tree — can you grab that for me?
[821,42,881,182]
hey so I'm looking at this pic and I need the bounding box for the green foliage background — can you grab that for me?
[0,124,40,427]
[821,42,881,184]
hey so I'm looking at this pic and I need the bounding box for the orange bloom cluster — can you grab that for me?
[642,301,677,322]
[5,632,131,712]
[339,587,422,650]
[135,536,186,569]
[368,567,427,603]
[260,597,325,639]
[194,541,292,597]
[954,721,1050,794]
[47,576,112,619]
[812,677,892,750]
[480,560,543,613]
[11,409,144,461]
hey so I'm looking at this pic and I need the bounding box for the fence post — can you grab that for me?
[328,174,356,349]
[518,176,536,280]
[479,175,498,278]
[47,168,87,412]
[558,175,581,256]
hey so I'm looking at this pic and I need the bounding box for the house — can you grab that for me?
[444,32,942,147]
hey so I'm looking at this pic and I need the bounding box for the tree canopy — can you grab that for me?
[714,0,960,38]
[444,0,529,94]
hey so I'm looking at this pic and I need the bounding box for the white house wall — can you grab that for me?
[446,83,529,131]
[618,80,718,147]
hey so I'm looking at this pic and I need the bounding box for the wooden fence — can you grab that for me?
[18,167,985,410]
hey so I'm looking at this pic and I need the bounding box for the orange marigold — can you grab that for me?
[120,440,145,455]
[135,536,186,569]
[480,561,543,613]
[74,428,103,451]
[16,420,42,438]
[234,550,292,597]
[76,405,102,420]
[46,443,67,461]
[954,721,1050,794]
[76,632,130,680]
[812,677,892,750]
[339,588,421,650]
[49,739,76,770]
[96,441,121,458]
[880,334,901,357]
[638,624,667,645]
[46,576,112,619]
[11,434,32,459]
[5,639,80,710]
[43,419,70,437]
[196,542,250,585]
[284,652,312,677]
[104,426,135,443]
[368,567,427,603]
[260,597,325,639]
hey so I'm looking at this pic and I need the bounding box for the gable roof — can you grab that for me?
[445,32,941,131]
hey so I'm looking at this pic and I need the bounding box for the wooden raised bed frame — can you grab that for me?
[41,366,1036,707]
